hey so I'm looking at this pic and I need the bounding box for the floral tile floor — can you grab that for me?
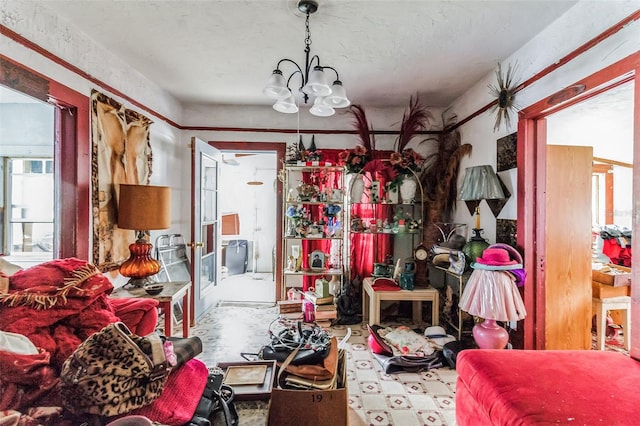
[185,302,628,426]
[190,302,458,426]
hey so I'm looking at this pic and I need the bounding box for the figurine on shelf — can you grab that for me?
[351,216,365,232]
[288,255,295,271]
[285,142,301,164]
[407,219,421,232]
[296,223,307,238]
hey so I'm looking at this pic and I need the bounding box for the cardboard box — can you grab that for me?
[592,264,632,287]
[592,281,630,298]
[267,351,347,426]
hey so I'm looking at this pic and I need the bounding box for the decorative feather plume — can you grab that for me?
[421,111,472,222]
[349,104,376,155]
[395,96,433,153]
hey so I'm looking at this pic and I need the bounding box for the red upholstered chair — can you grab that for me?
[109,297,159,336]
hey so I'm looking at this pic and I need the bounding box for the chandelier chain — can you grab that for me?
[304,13,312,53]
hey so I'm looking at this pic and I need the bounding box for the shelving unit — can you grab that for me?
[345,172,424,286]
[280,164,346,300]
[428,265,471,339]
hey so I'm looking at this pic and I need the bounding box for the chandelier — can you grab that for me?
[263,0,350,117]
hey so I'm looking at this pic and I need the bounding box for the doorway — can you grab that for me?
[210,142,286,304]
[518,52,639,351]
[545,81,634,350]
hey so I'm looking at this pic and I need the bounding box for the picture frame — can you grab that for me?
[216,360,276,401]
[310,250,325,270]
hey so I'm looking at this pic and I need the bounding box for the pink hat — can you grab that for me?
[489,243,523,264]
[367,324,393,356]
[472,247,522,271]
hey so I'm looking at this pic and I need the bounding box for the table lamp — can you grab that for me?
[458,246,526,349]
[118,184,171,288]
[458,165,506,262]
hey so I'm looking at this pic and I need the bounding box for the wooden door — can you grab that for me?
[545,145,593,349]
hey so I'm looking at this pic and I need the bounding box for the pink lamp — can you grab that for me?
[459,245,526,349]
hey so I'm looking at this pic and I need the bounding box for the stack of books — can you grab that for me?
[304,291,337,325]
[278,300,303,320]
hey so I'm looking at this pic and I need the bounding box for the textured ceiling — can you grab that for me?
[38,0,579,108]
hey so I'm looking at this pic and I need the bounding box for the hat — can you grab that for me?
[472,247,523,271]
[489,243,523,264]
[371,277,401,291]
[424,326,455,348]
[367,324,393,356]
[424,326,448,338]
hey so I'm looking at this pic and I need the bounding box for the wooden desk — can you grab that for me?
[111,281,191,337]
[362,277,439,326]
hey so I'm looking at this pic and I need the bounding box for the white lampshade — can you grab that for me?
[263,70,290,99]
[273,95,299,114]
[302,66,331,96]
[323,80,350,108]
[309,96,335,117]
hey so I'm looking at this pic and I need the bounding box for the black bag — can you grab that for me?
[243,320,331,366]
[186,367,238,426]
[372,352,443,374]
[442,340,473,369]
[260,344,329,365]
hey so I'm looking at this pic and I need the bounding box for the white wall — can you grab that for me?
[448,1,640,243]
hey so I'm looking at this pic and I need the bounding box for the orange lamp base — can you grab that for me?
[119,240,161,288]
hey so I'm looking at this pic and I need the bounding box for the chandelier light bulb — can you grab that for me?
[309,96,335,117]
[303,66,331,96]
[263,70,290,99]
[323,80,350,108]
[273,95,299,114]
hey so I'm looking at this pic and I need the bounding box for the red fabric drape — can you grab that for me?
[349,203,393,281]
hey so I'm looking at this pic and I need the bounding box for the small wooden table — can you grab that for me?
[362,277,439,326]
[111,281,191,337]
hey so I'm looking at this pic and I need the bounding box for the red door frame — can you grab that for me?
[0,56,90,260]
[518,51,640,349]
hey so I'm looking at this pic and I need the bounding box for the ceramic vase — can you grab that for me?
[370,180,381,204]
[329,275,341,296]
[399,176,417,203]
[350,174,365,203]
[386,183,399,204]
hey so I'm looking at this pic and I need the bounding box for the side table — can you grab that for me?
[111,281,191,337]
[362,277,439,326]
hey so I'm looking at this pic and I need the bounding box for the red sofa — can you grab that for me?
[456,349,639,425]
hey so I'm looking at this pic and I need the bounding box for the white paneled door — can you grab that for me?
[190,137,221,321]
